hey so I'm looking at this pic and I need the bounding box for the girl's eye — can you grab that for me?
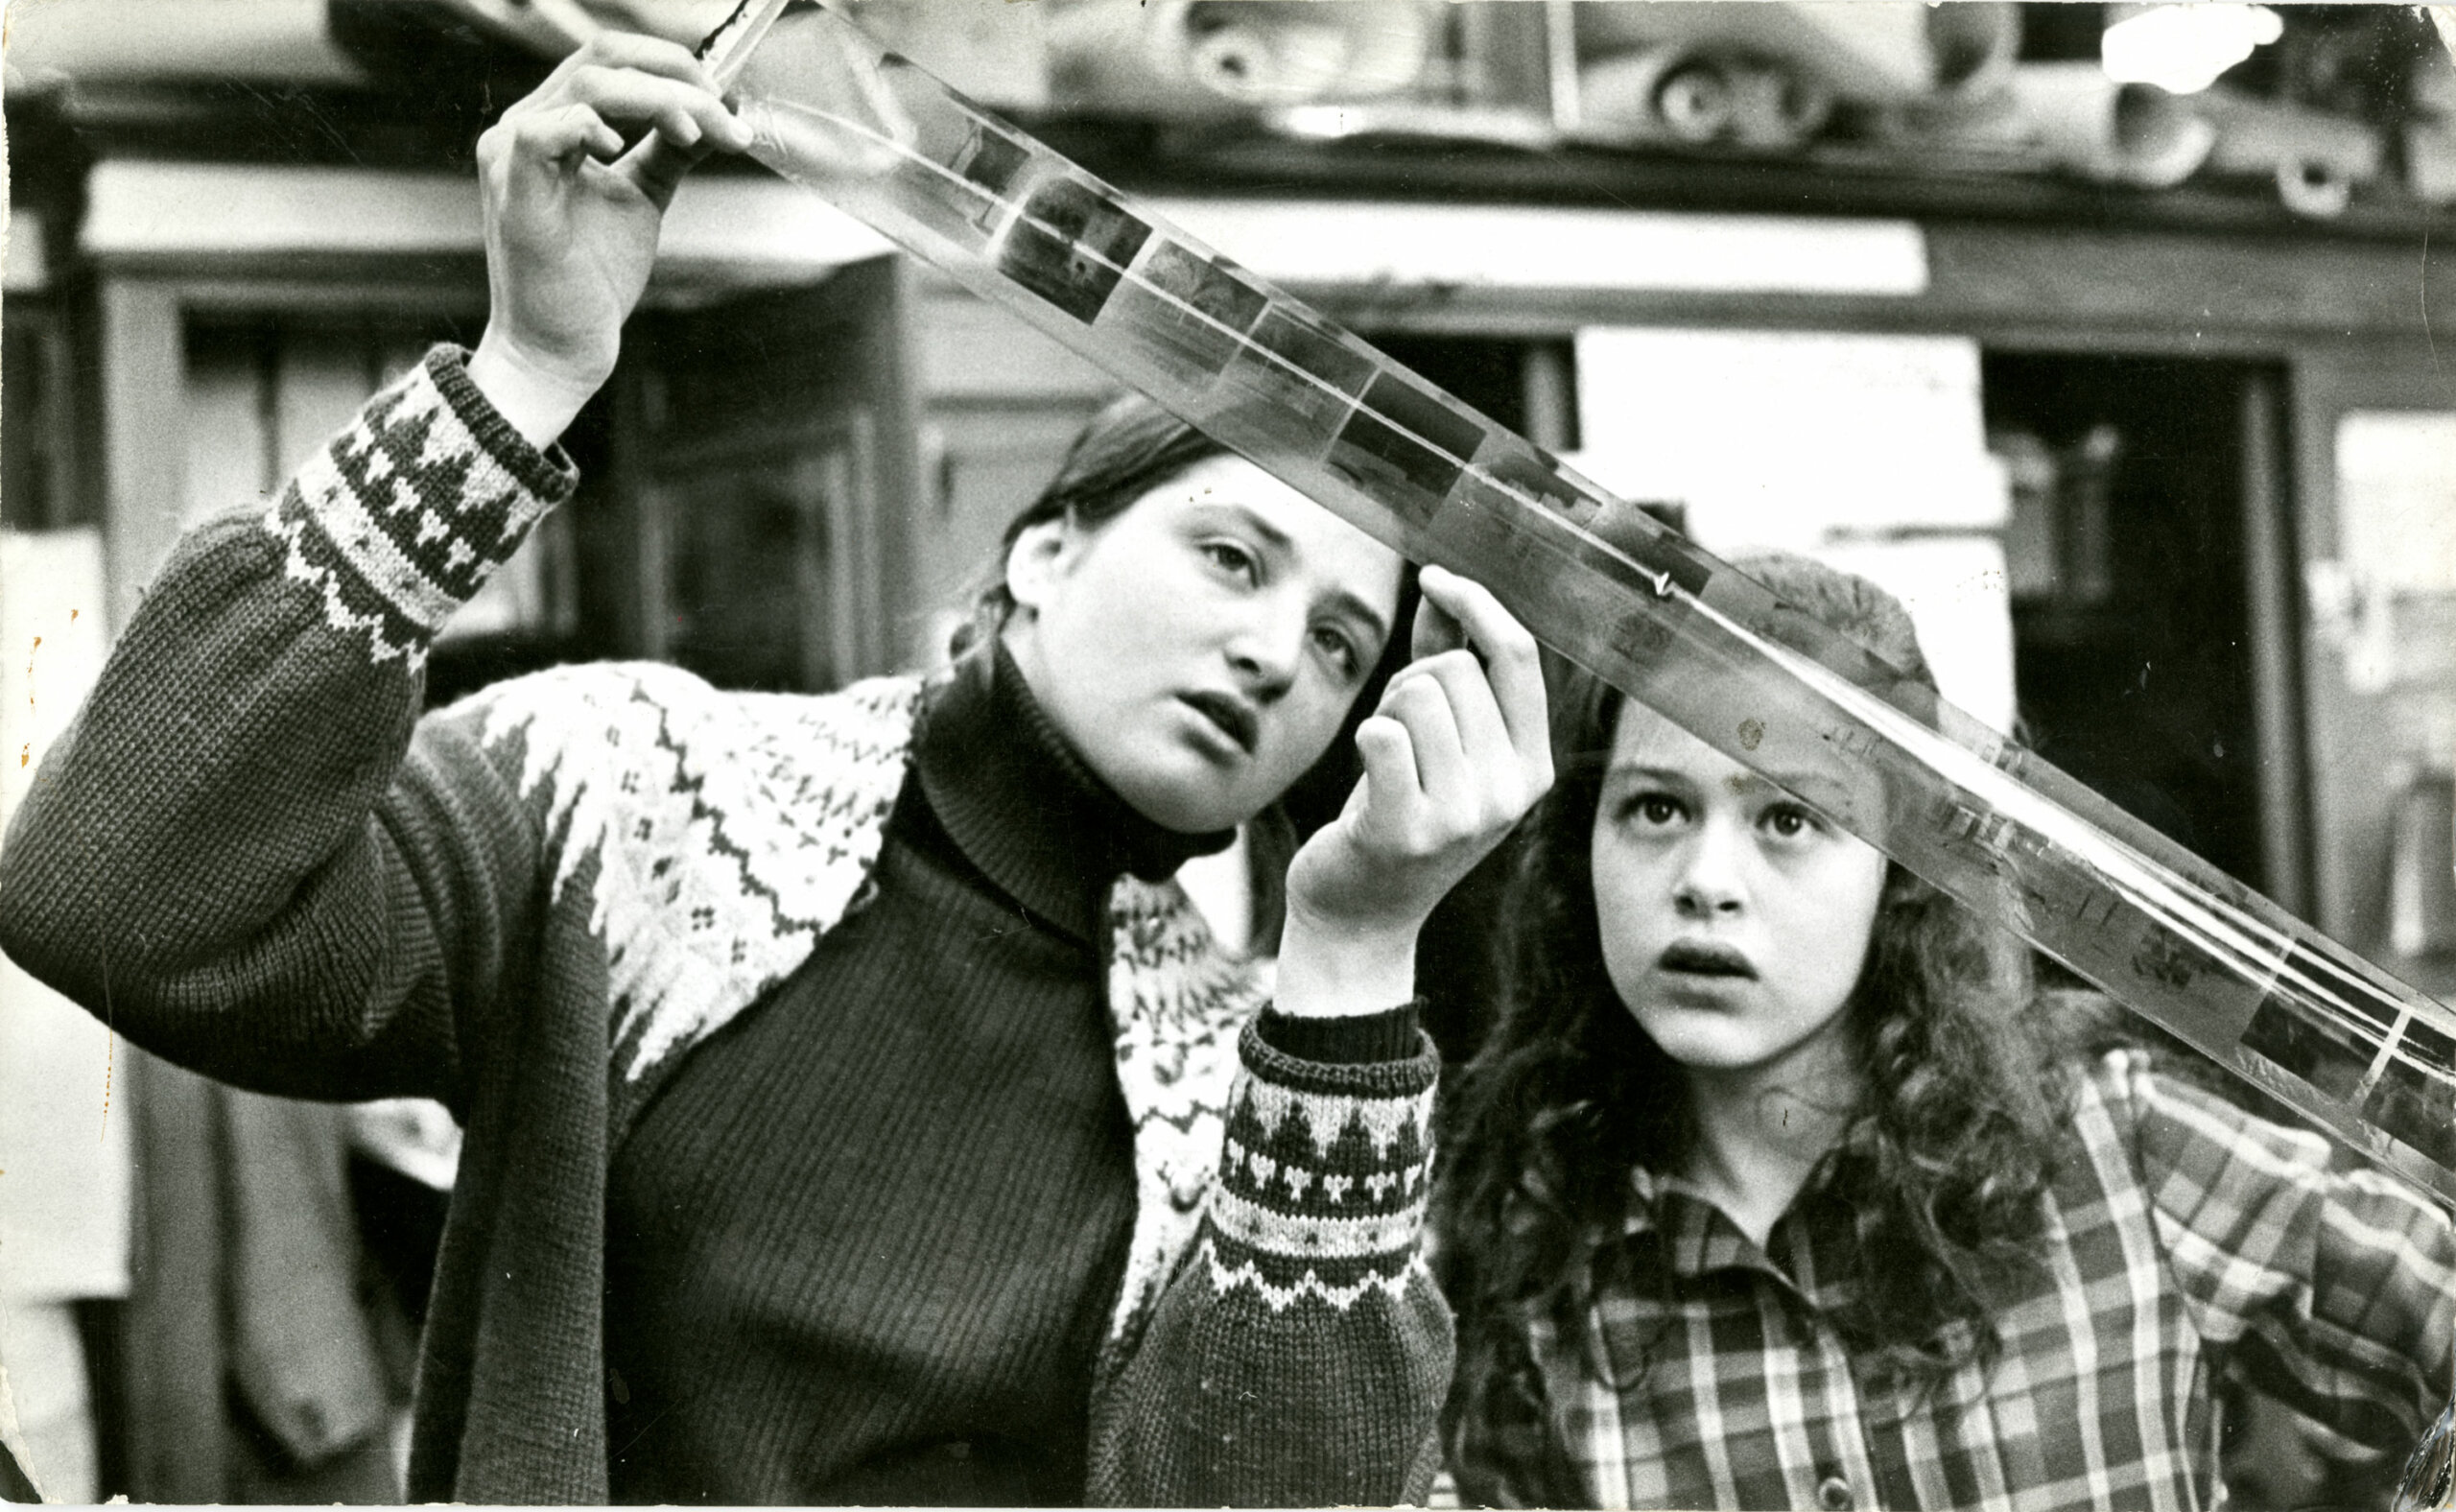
[1311,625,1361,680]
[1618,793,1683,827]
[1200,540,1260,584]
[1762,804,1817,839]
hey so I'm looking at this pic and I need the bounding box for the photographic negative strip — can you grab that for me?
[996,177,1152,324]
[1216,307,1381,441]
[1329,371,1490,527]
[2367,1020,2456,1170]
[1105,240,1269,388]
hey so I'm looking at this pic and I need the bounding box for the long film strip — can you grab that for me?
[702,0,2456,1209]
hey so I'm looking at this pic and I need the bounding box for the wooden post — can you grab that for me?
[2238,369,2314,920]
[95,280,187,637]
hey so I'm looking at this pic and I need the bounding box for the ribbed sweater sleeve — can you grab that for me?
[1089,1017,1452,1506]
[0,347,575,1107]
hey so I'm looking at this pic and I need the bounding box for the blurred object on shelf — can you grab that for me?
[1868,3,2027,139]
[2389,768,2456,959]
[2411,123,2456,203]
[1572,2,2018,106]
[1581,47,1734,146]
[2263,3,2439,127]
[483,0,1055,108]
[1861,58,2215,188]
[258,0,2447,218]
[1436,1,1557,123]
[2405,13,2456,201]
[2197,85,2384,217]
[2003,63,2216,187]
[1576,47,1832,151]
[1048,0,1437,119]
[1866,7,2023,144]
[1991,423,2119,610]
[2100,4,2282,96]
[1269,102,1560,152]
[1924,4,2027,104]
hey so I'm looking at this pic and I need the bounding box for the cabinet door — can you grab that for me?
[2291,345,2456,989]
[624,257,921,692]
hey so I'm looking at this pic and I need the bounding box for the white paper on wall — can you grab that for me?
[1572,327,2008,551]
[1568,327,2016,735]
[0,529,134,1306]
[1812,536,2018,739]
[2335,411,2456,595]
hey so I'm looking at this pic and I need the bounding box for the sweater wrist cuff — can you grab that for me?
[1204,1021,1438,1297]
[1255,1002,1422,1066]
[429,343,582,503]
[272,345,577,666]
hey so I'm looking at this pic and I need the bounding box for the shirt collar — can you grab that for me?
[913,641,1232,943]
[1620,1119,1880,1294]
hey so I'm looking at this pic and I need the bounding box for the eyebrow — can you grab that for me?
[1323,588,1393,654]
[1764,772,1860,810]
[1601,763,1688,784]
[1603,761,1854,805]
[1205,501,1393,651]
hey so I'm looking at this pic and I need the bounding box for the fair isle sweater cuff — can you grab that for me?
[1254,1002,1421,1065]
[1205,1021,1439,1308]
[271,344,577,666]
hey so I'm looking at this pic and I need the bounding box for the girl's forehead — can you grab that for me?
[1606,700,1879,811]
[1605,699,1740,777]
[1148,453,1310,513]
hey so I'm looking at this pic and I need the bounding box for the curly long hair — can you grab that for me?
[1437,554,2080,1418]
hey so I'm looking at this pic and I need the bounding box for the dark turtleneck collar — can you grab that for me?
[913,640,1233,943]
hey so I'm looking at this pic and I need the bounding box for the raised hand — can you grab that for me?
[467,33,754,442]
[1278,564,1554,1018]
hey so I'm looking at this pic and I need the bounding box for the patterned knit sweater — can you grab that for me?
[0,347,1452,1505]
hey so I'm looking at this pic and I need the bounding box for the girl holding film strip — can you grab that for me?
[0,35,1553,1505]
[1436,553,2456,1512]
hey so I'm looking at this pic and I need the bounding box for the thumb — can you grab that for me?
[1350,714,1420,835]
[1411,587,1467,663]
[619,131,717,211]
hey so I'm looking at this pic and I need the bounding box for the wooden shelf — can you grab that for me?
[1045,119,2456,248]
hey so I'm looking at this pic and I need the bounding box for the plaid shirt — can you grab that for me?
[1449,1050,2455,1510]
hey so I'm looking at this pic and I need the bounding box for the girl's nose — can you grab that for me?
[1673,816,1747,917]
[1226,593,1307,695]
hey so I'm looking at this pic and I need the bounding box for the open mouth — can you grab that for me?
[1179,691,1260,755]
[1659,939,1758,979]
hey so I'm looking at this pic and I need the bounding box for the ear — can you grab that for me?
[1004,515,1079,615]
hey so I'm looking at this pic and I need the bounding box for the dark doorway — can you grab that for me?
[1981,353,2289,895]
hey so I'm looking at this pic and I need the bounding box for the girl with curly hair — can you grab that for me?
[1437,554,2456,1511]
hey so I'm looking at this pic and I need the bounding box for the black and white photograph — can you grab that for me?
[2,1,2454,1506]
